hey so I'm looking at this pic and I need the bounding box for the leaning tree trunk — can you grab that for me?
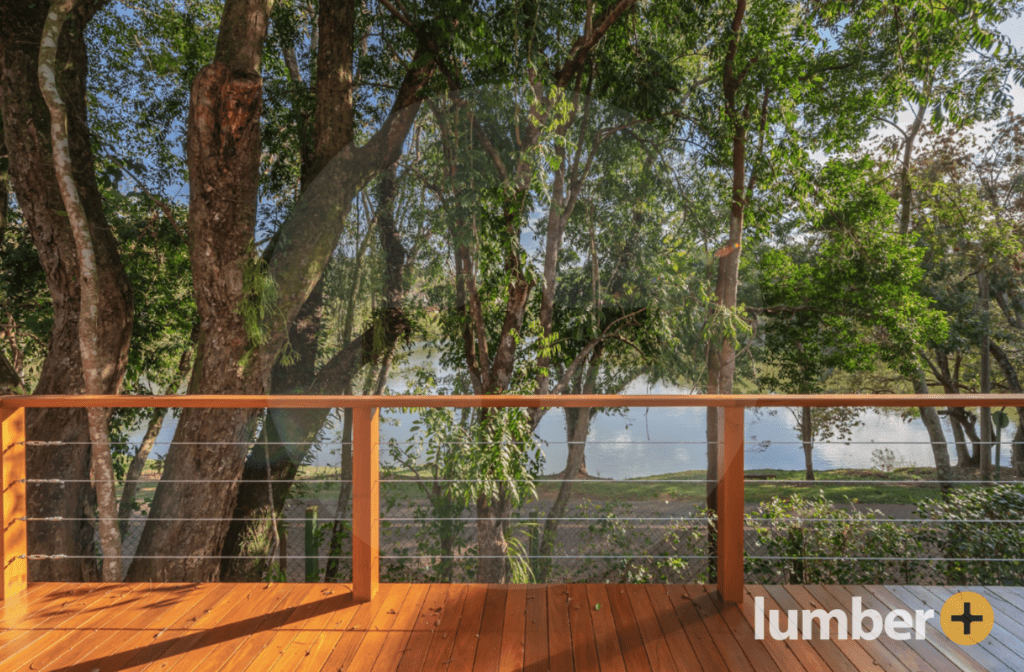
[128,0,432,581]
[0,0,133,582]
[220,166,409,581]
[948,408,971,468]
[913,369,952,487]
[126,0,273,582]
[39,0,123,580]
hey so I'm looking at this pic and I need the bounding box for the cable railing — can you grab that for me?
[1,393,1022,606]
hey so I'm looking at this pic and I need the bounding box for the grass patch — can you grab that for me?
[121,464,993,508]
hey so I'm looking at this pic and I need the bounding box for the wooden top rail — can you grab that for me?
[2,393,1023,409]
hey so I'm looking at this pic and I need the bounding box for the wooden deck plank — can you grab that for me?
[919,585,1024,665]
[393,631,434,672]
[999,587,1024,613]
[623,584,678,672]
[694,584,784,672]
[157,583,299,672]
[291,585,379,672]
[3,582,1024,672]
[863,586,987,672]
[413,583,449,631]
[392,585,451,672]
[522,585,549,671]
[35,583,201,672]
[546,585,574,672]
[445,584,488,672]
[315,583,398,672]
[2,581,146,667]
[139,582,295,672]
[471,585,508,672]
[885,586,1007,672]
[785,584,889,672]
[0,582,127,655]
[0,583,89,657]
[254,586,359,672]
[0,582,72,623]
[642,585,704,672]
[763,586,860,672]
[497,586,527,672]
[371,583,431,672]
[664,583,727,672]
[4,581,145,667]
[805,584,912,672]
[922,585,1024,662]
[977,587,1024,629]
[212,583,327,672]
[565,584,600,672]
[745,585,829,672]
[86,582,239,672]
[343,584,413,672]
[63,583,228,672]
[263,585,357,672]
[829,585,959,672]
[605,583,653,671]
[585,583,628,672]
[416,583,468,672]
[682,584,757,672]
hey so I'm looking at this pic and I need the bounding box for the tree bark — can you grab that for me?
[948,412,971,468]
[801,406,815,481]
[0,0,133,581]
[706,0,749,580]
[219,166,409,581]
[0,349,21,394]
[535,351,600,582]
[913,369,952,485]
[39,0,123,580]
[126,0,273,582]
[117,343,194,538]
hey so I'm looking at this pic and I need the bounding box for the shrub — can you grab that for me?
[916,484,1024,586]
[745,492,927,584]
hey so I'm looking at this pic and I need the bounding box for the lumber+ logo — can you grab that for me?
[754,591,994,644]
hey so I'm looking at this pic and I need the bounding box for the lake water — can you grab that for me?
[136,375,1017,480]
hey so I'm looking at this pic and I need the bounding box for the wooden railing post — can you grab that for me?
[717,405,744,604]
[1,405,27,600]
[352,406,379,602]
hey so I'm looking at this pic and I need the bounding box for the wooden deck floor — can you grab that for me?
[1,582,1022,672]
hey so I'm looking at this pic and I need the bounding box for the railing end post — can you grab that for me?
[1,405,28,601]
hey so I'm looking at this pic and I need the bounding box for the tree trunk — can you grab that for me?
[912,369,952,485]
[220,166,408,581]
[475,492,509,583]
[1011,417,1024,478]
[0,0,133,582]
[948,407,982,467]
[535,355,600,582]
[130,0,432,580]
[801,406,815,481]
[126,0,273,582]
[949,411,971,468]
[707,0,749,581]
[41,1,125,582]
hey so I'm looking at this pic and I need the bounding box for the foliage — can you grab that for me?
[758,157,949,391]
[917,483,1024,585]
[745,492,929,584]
[573,499,707,584]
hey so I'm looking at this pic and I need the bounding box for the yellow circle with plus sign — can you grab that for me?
[940,591,994,645]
